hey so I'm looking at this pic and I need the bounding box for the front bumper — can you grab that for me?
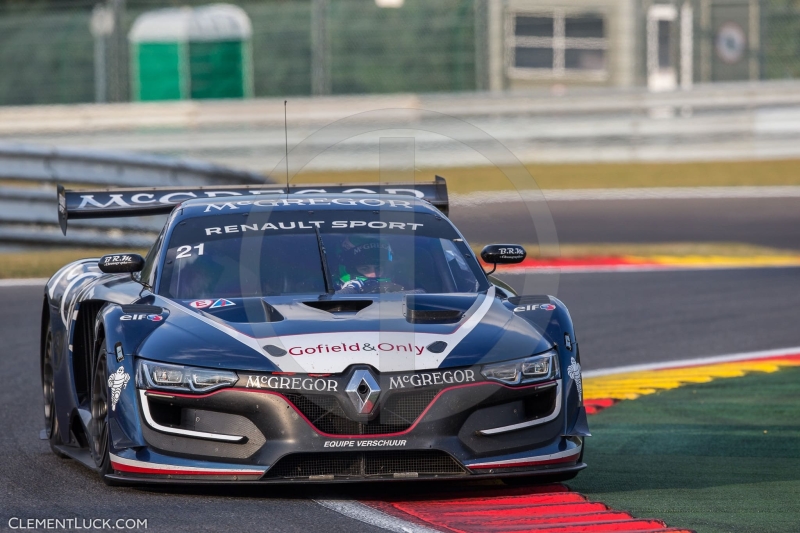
[109,367,585,483]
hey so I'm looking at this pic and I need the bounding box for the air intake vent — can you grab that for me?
[404,294,475,324]
[265,450,466,479]
[303,300,373,314]
[406,309,463,324]
[284,389,441,435]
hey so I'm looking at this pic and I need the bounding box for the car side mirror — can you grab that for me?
[480,244,526,275]
[98,253,145,274]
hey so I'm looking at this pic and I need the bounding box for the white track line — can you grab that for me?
[583,346,800,378]
[315,500,442,533]
[0,278,48,287]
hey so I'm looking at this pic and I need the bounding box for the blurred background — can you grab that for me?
[1,0,800,269]
[4,0,800,104]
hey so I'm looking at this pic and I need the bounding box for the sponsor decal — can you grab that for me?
[288,342,425,356]
[107,367,130,411]
[120,313,164,321]
[330,221,422,230]
[564,332,573,351]
[114,342,125,363]
[389,369,476,389]
[204,220,422,236]
[514,303,556,312]
[323,440,407,448]
[72,186,429,212]
[190,299,214,309]
[245,374,338,392]
[497,246,525,257]
[567,357,582,401]
[202,196,416,213]
[102,254,133,266]
[210,298,235,309]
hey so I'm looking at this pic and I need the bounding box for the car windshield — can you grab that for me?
[158,209,488,299]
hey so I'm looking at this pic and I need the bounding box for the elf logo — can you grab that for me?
[514,303,556,312]
[121,314,163,322]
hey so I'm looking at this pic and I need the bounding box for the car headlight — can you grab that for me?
[480,349,560,385]
[136,360,239,393]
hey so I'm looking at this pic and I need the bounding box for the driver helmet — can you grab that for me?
[341,237,393,280]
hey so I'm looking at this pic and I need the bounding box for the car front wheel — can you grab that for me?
[89,339,114,483]
[42,324,67,458]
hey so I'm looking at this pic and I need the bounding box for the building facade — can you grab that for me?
[480,0,761,92]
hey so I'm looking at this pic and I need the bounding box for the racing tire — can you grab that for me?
[42,323,67,459]
[89,339,114,484]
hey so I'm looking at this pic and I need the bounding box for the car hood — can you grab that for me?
[141,287,553,373]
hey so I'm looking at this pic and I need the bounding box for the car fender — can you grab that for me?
[99,304,170,450]
[46,259,103,329]
[502,295,587,436]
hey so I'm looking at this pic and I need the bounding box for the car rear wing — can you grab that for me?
[57,176,448,234]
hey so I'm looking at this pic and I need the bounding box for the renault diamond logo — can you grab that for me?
[345,370,380,414]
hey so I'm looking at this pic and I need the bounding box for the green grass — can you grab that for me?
[569,366,800,533]
[0,249,147,279]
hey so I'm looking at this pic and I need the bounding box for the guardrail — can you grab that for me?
[4,80,800,172]
[0,143,270,249]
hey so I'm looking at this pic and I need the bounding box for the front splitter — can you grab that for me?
[104,462,586,486]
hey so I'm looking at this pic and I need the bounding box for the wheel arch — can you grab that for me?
[71,300,108,406]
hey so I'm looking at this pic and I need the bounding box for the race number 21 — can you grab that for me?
[175,244,205,259]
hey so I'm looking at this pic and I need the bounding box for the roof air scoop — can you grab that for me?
[303,300,373,314]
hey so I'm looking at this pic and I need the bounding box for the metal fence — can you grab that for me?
[0,0,475,106]
[4,0,800,106]
[0,143,268,248]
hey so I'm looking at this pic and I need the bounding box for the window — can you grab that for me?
[507,11,608,80]
[658,20,672,68]
[136,226,166,290]
[158,211,489,299]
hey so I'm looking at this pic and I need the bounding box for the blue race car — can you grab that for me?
[42,178,588,484]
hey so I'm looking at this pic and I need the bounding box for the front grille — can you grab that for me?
[265,451,466,478]
[284,389,441,435]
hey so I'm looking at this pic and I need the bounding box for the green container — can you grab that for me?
[134,42,184,101]
[129,5,253,101]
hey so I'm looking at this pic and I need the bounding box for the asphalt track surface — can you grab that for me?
[2,268,800,531]
[450,197,800,250]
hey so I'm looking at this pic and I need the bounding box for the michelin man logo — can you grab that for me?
[107,366,130,411]
[567,357,582,401]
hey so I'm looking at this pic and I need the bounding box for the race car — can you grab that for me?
[42,178,588,484]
